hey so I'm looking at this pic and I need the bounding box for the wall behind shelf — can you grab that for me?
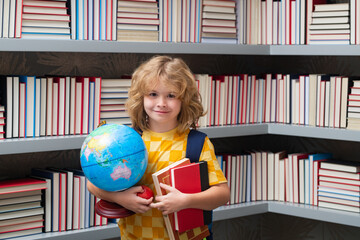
[0,149,80,181]
[2,51,360,77]
[213,212,360,240]
[212,134,360,162]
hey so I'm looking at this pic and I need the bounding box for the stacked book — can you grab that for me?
[21,0,71,39]
[0,178,46,239]
[100,78,131,126]
[346,80,360,130]
[308,2,350,45]
[0,106,4,139]
[318,160,360,213]
[117,0,159,42]
[201,0,237,44]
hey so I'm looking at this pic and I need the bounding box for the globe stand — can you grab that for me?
[95,200,135,219]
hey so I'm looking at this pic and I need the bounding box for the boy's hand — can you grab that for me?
[150,183,187,215]
[115,186,153,214]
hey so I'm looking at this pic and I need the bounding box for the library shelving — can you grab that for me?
[1,40,360,239]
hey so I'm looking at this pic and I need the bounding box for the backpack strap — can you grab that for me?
[185,129,213,240]
[186,129,207,163]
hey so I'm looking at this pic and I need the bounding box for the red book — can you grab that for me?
[0,178,47,195]
[170,161,211,233]
[152,158,210,240]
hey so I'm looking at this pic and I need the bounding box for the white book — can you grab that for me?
[52,82,59,136]
[251,152,256,202]
[20,76,36,138]
[57,78,66,135]
[6,77,13,138]
[265,74,272,122]
[73,176,80,229]
[46,77,53,136]
[246,155,252,202]
[34,77,41,137]
[340,77,349,128]
[40,78,47,136]
[75,81,82,135]
[89,81,95,132]
[19,83,26,138]
[261,152,267,201]
[2,0,10,38]
[82,77,90,134]
[267,152,275,201]
[324,80,331,127]
[65,77,70,135]
[93,77,102,129]
[69,77,76,135]
[333,76,342,128]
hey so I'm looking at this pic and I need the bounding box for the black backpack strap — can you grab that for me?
[186,129,207,163]
[185,129,213,240]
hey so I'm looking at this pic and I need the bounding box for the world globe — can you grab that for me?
[80,124,148,192]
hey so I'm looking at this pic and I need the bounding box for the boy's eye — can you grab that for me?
[168,93,176,98]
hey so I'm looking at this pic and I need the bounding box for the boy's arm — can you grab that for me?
[87,180,153,213]
[150,182,230,215]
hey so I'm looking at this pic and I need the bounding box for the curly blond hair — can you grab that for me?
[126,55,205,133]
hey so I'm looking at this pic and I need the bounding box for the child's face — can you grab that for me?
[143,78,182,132]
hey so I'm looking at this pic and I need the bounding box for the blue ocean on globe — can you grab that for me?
[80,124,148,192]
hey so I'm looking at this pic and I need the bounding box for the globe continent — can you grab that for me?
[80,124,148,192]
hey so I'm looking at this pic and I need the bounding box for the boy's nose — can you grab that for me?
[157,96,167,107]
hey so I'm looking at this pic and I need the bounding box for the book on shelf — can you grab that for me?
[170,161,211,233]
[0,220,44,235]
[318,200,360,213]
[31,168,59,232]
[152,158,210,240]
[0,226,43,239]
[320,160,360,173]
[0,178,47,195]
[0,201,42,213]
[0,194,41,207]
[0,214,43,227]
[314,2,350,12]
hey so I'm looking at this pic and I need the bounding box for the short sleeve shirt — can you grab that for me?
[118,127,227,240]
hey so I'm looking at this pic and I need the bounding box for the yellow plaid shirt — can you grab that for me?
[118,127,227,240]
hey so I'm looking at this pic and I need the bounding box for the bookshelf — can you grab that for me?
[1,40,360,239]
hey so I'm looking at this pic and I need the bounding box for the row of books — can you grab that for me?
[219,151,360,213]
[0,172,110,239]
[1,0,359,45]
[195,73,350,129]
[3,75,102,139]
[2,72,359,140]
[1,76,133,140]
[74,0,117,40]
